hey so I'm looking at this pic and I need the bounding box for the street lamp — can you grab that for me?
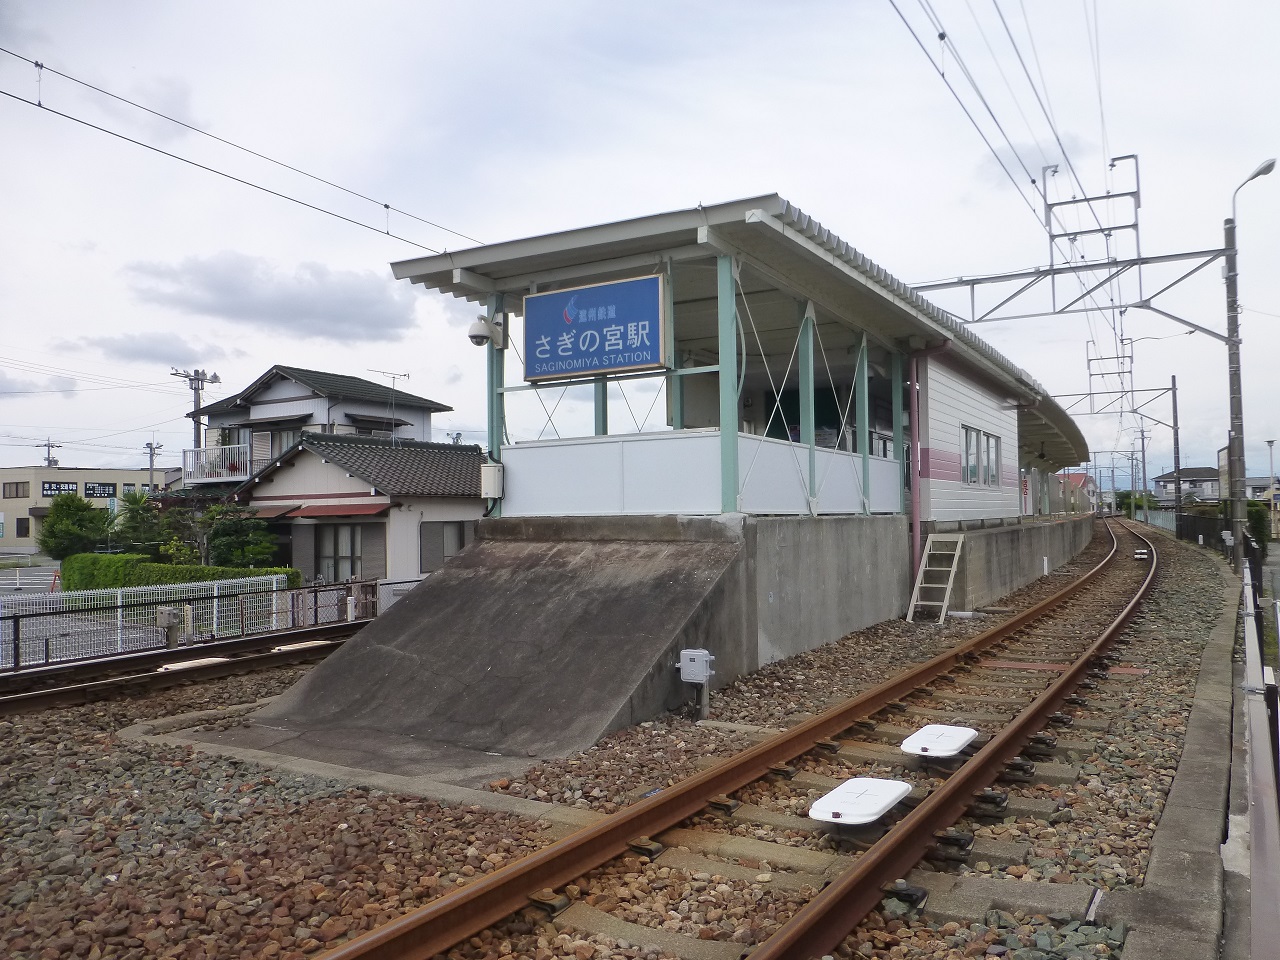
[1224,158,1275,571]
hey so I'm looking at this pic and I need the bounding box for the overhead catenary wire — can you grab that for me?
[0,46,480,247]
[0,88,442,253]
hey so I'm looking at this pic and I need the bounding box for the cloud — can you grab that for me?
[97,76,203,145]
[67,332,233,366]
[444,365,464,386]
[0,370,77,398]
[126,252,417,342]
[0,7,49,48]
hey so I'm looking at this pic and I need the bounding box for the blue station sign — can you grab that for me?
[523,276,666,382]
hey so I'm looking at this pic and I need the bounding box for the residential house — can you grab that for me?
[1245,476,1278,501]
[1060,471,1099,512]
[234,433,484,582]
[183,365,452,486]
[1151,467,1220,504]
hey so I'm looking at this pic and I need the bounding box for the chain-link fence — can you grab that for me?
[1,576,424,672]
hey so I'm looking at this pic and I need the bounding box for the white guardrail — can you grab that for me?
[0,575,424,672]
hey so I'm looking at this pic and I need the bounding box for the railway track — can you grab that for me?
[0,621,360,717]
[318,518,1156,960]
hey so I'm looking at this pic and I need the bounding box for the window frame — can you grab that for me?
[961,426,982,485]
[316,523,362,582]
[2,481,30,499]
[983,433,1001,487]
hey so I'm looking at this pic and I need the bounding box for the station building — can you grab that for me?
[255,196,1095,761]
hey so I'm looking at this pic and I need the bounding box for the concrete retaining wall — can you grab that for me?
[924,515,1094,612]
[260,511,1089,757]
[750,515,911,664]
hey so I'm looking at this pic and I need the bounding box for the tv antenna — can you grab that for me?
[369,369,410,447]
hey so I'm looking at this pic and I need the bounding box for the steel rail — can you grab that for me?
[0,619,365,692]
[0,637,349,717]
[751,519,1159,959]
[321,522,1125,960]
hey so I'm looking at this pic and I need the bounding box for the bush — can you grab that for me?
[129,562,302,589]
[61,553,302,591]
[61,553,151,591]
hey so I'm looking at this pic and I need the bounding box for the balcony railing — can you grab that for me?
[183,444,269,484]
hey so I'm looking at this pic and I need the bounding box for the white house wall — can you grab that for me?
[919,357,1019,521]
[247,455,380,503]
[386,497,485,580]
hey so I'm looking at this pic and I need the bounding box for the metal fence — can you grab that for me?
[0,567,57,593]
[1,575,424,672]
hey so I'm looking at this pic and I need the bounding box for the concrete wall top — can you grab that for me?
[481,513,747,544]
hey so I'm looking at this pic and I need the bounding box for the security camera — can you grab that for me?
[468,313,506,348]
[468,319,492,347]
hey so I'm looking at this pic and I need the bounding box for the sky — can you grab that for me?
[1,1,1277,488]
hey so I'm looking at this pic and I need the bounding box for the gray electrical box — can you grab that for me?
[679,648,715,684]
[481,462,505,499]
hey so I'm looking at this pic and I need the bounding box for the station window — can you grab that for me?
[984,433,1001,486]
[961,426,1002,487]
[962,426,982,484]
[16,517,30,538]
[2,482,30,499]
[317,524,362,582]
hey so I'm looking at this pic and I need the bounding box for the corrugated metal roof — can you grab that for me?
[389,195,1089,467]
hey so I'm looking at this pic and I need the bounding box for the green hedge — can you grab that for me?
[61,553,151,591]
[62,553,302,591]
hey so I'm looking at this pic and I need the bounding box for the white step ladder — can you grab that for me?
[907,533,964,623]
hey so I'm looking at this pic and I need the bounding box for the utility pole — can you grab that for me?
[1131,450,1141,519]
[1138,428,1150,524]
[171,368,221,450]
[1171,376,1182,538]
[40,439,61,468]
[144,441,163,492]
[1110,464,1116,515]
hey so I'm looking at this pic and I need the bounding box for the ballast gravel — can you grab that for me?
[0,671,557,959]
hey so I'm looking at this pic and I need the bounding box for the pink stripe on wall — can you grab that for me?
[923,446,963,482]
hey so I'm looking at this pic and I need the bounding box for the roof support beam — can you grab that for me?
[426,245,708,302]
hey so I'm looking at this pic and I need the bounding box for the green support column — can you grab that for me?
[891,351,905,513]
[485,294,506,519]
[717,255,739,513]
[856,334,870,514]
[594,377,608,435]
[799,301,816,506]
[664,266,683,430]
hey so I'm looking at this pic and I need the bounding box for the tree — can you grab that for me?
[158,506,202,565]
[37,493,110,560]
[204,504,276,567]
[112,490,163,558]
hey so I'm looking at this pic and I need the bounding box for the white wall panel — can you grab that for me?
[501,432,902,517]
[922,358,1019,521]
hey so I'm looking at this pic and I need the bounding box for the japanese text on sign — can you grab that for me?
[42,482,78,497]
[523,276,665,382]
[84,482,117,499]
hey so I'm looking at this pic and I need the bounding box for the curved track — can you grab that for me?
[319,519,1157,960]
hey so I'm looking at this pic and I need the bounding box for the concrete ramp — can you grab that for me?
[256,528,745,757]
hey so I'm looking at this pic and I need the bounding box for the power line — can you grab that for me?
[991,0,1107,236]
[0,87,442,253]
[0,46,481,247]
